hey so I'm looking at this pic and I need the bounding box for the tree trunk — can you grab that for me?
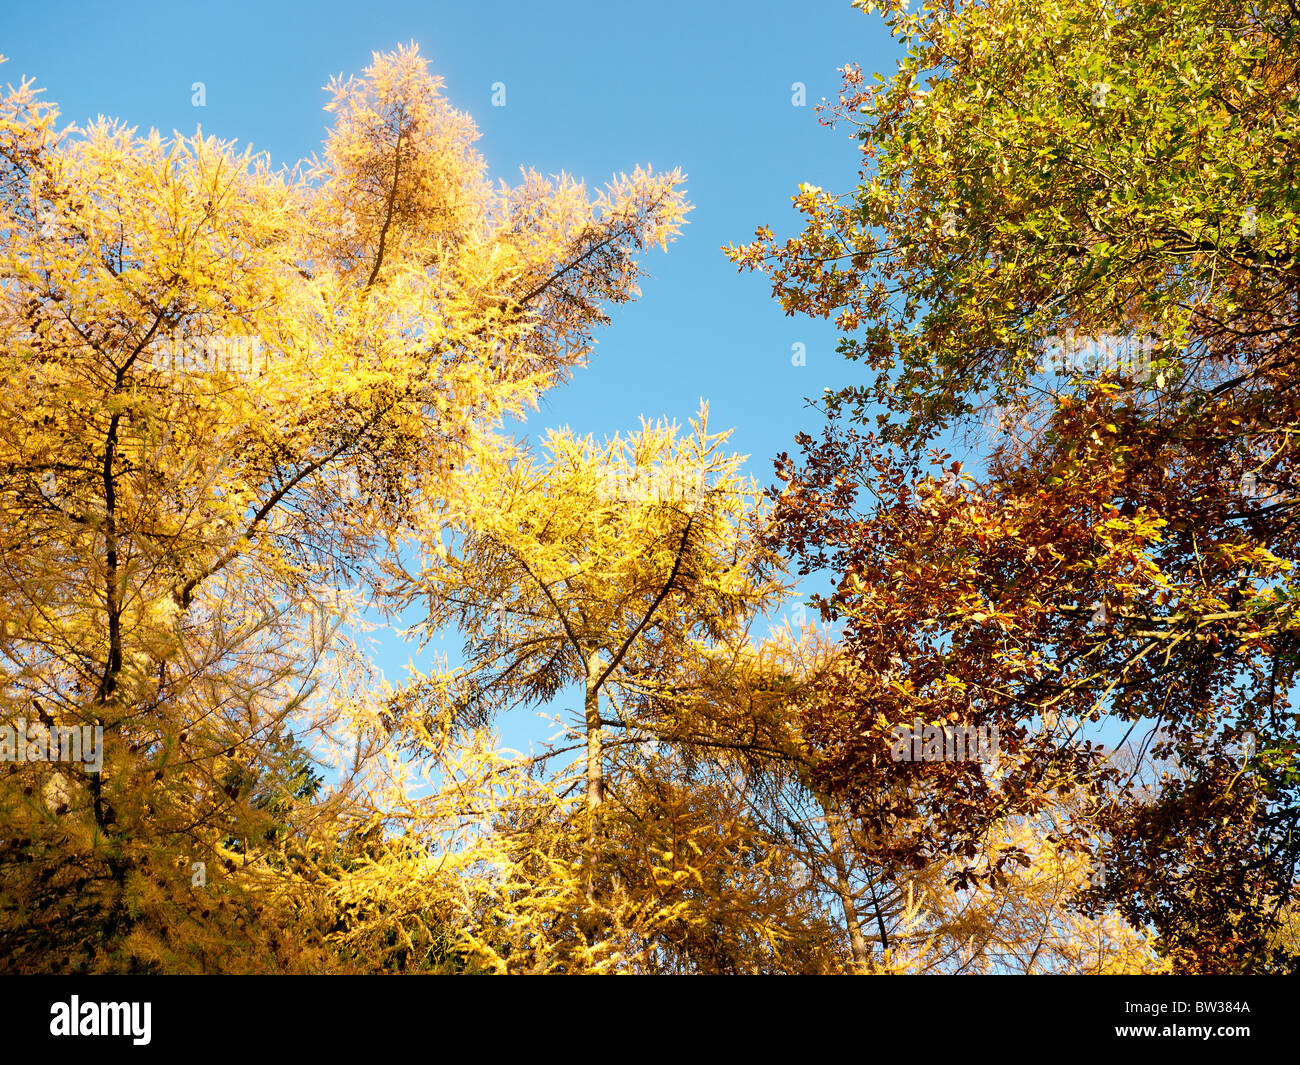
[584,649,604,817]
[825,802,870,973]
[580,649,607,942]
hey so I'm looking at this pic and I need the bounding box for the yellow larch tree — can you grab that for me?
[0,44,686,971]
[358,409,836,971]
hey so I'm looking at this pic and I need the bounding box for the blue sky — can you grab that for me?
[2,0,896,459]
[3,0,903,752]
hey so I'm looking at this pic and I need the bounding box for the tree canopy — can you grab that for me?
[4,0,1294,976]
[727,0,1300,972]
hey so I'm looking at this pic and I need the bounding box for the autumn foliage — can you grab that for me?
[728,0,1300,972]
[2,0,1293,975]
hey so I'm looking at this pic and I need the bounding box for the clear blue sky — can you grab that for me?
[3,0,902,752]
[2,0,897,452]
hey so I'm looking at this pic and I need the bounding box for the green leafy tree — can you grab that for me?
[729,0,1300,972]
